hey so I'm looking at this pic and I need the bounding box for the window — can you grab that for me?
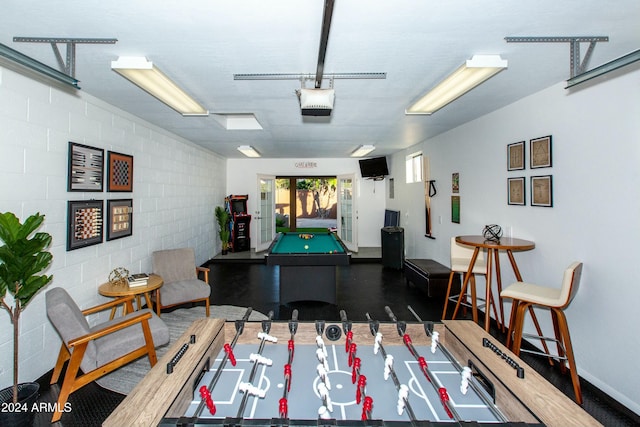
[406,152,423,183]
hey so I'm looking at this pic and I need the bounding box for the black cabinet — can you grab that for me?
[381,226,404,269]
[232,215,251,252]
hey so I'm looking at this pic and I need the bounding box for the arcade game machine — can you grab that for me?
[225,195,251,252]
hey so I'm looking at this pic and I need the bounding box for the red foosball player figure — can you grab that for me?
[224,343,236,366]
[199,385,216,415]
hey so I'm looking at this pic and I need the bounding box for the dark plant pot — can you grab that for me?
[221,249,228,255]
[0,383,40,427]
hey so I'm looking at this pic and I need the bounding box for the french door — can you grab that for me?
[337,174,357,252]
[255,174,276,252]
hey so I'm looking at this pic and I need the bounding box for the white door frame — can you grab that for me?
[337,174,358,252]
[255,174,276,252]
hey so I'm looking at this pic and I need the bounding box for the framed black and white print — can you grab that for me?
[531,175,553,207]
[107,199,133,241]
[68,142,104,192]
[507,141,525,171]
[67,200,103,251]
[530,135,552,168]
[508,177,526,205]
[107,151,134,192]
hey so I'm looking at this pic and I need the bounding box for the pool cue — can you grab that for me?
[406,305,508,423]
[236,310,275,418]
[385,306,461,421]
[195,307,254,417]
[365,312,418,423]
[279,310,298,418]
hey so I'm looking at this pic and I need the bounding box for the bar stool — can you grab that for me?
[442,237,498,324]
[501,261,583,404]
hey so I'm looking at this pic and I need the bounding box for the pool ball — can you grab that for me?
[304,245,309,250]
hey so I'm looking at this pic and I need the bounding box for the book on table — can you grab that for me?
[128,273,149,287]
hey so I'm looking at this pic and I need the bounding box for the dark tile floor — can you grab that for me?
[36,259,638,426]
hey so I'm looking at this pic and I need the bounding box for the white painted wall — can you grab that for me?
[388,68,640,414]
[226,158,387,248]
[0,66,226,389]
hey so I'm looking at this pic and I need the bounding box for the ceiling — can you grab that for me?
[2,1,639,159]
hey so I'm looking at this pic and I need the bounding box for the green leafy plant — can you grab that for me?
[214,206,231,251]
[0,212,53,403]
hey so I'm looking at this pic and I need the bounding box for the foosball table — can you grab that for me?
[103,308,601,427]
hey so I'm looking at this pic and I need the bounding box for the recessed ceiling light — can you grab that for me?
[237,145,261,158]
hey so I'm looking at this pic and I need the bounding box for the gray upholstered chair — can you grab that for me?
[152,248,211,316]
[46,287,169,422]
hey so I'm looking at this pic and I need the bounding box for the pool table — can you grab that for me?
[266,232,350,304]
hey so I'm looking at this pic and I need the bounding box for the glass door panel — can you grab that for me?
[256,174,275,252]
[337,174,357,252]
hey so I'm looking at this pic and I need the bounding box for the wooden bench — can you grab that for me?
[404,259,460,298]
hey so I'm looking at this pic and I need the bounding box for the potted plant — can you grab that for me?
[214,206,231,254]
[0,212,53,426]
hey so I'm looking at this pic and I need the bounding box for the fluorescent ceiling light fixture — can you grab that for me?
[111,56,208,116]
[406,54,507,115]
[237,145,261,158]
[351,145,376,157]
[566,48,640,88]
[212,113,263,130]
[0,42,80,88]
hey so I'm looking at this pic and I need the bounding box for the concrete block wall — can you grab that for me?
[0,65,226,388]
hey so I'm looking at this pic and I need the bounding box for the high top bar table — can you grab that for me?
[453,236,535,332]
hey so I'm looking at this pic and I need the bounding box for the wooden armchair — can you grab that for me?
[46,287,169,422]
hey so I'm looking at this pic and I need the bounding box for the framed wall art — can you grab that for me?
[531,175,553,207]
[107,199,133,241]
[530,135,552,168]
[507,141,525,171]
[68,142,104,192]
[67,200,103,251]
[107,151,134,192]
[451,195,460,224]
[508,177,526,206]
[452,172,459,193]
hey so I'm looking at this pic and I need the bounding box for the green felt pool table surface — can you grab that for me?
[269,232,346,254]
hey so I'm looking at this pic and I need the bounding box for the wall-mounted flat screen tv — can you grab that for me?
[359,156,389,179]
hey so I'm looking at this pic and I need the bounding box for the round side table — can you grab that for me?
[98,274,163,319]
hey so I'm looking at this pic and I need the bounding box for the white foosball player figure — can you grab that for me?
[316,335,328,357]
[239,382,266,398]
[317,363,332,389]
[316,348,330,371]
[397,384,409,415]
[460,366,472,394]
[318,405,331,419]
[317,382,333,412]
[431,331,439,353]
[383,354,394,380]
[374,332,383,354]
[249,353,273,366]
[258,332,278,343]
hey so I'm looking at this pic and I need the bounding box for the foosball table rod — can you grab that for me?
[365,312,419,423]
[406,305,508,423]
[195,307,254,417]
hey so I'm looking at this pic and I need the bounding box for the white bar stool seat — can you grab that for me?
[443,237,498,324]
[501,261,583,404]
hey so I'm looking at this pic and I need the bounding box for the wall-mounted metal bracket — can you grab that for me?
[234,72,386,81]
[505,36,609,78]
[13,37,117,78]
